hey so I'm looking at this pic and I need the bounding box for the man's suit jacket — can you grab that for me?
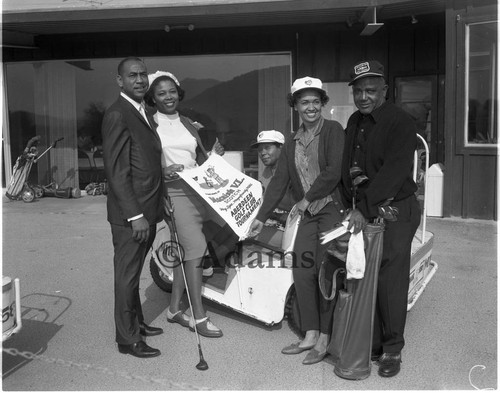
[101,95,164,226]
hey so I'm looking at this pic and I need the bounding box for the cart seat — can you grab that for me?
[238,208,301,268]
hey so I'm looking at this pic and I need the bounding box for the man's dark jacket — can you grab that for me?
[340,101,418,218]
[101,95,164,226]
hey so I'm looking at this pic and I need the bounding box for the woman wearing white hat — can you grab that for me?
[144,71,225,338]
[250,76,346,364]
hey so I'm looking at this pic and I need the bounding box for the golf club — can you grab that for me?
[164,196,209,371]
[349,166,363,179]
[350,166,369,209]
[353,174,369,189]
[349,166,363,208]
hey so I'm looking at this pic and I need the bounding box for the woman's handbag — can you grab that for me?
[319,223,385,380]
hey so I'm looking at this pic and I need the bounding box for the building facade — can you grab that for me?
[2,0,498,219]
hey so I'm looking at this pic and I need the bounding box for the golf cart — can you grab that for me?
[149,135,437,331]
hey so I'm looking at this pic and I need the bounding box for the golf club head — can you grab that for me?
[196,347,209,370]
[196,360,209,371]
[378,205,399,221]
[352,174,369,187]
[379,197,395,207]
[349,166,363,180]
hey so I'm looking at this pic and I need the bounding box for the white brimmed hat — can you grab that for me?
[251,130,285,148]
[148,71,180,87]
[290,76,325,95]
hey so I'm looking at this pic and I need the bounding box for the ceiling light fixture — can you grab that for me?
[360,7,384,36]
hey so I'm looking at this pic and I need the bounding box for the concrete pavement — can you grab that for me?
[1,194,497,390]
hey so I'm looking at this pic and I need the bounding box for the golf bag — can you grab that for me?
[319,222,385,380]
[6,136,66,202]
[5,136,41,200]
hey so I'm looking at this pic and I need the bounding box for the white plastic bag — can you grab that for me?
[346,231,365,279]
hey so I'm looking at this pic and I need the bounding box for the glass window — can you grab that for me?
[465,21,498,145]
[395,77,433,145]
[4,64,37,183]
[321,82,356,129]
[394,75,442,166]
[4,53,291,186]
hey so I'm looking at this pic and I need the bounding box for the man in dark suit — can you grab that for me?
[101,57,164,358]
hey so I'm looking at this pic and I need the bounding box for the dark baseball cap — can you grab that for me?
[348,60,385,86]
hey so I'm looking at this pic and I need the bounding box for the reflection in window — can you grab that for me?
[395,77,433,145]
[5,64,36,174]
[322,82,356,129]
[466,21,498,145]
[5,53,291,186]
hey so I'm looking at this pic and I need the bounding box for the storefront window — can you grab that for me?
[321,82,356,129]
[4,64,37,183]
[395,77,433,144]
[4,53,291,186]
[465,21,498,145]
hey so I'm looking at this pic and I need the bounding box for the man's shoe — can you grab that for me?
[378,352,402,377]
[371,348,383,362]
[118,341,161,358]
[139,323,163,336]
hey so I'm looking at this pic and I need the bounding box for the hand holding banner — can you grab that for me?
[178,154,263,240]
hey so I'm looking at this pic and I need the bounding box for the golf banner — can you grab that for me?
[178,154,263,240]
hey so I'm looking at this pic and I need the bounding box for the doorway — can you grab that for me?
[394,75,444,165]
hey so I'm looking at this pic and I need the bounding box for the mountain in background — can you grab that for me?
[177,65,289,167]
[179,70,259,151]
[180,77,219,101]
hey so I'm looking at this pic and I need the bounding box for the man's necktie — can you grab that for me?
[139,103,150,127]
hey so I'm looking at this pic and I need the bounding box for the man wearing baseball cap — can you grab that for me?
[340,60,421,377]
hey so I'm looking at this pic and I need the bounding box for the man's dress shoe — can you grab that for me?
[378,352,402,377]
[118,341,161,358]
[371,349,383,362]
[139,323,163,336]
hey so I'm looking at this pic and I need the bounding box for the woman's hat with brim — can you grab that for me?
[250,130,285,148]
[147,71,180,88]
[290,76,325,95]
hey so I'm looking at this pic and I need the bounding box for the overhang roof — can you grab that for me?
[2,0,447,47]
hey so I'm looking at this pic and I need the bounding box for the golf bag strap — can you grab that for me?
[318,262,346,300]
